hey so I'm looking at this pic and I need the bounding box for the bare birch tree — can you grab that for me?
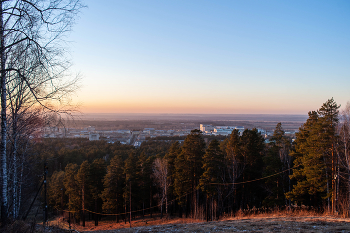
[339,102,350,216]
[0,0,83,222]
[152,157,169,218]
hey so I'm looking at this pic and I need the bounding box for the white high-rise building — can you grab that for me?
[200,124,214,133]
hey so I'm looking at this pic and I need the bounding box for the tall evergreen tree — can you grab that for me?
[137,152,154,218]
[48,170,65,212]
[318,98,340,212]
[76,160,90,226]
[174,146,191,217]
[239,129,265,209]
[123,152,140,223]
[225,129,243,211]
[89,158,106,225]
[286,111,326,206]
[101,155,124,222]
[174,129,205,217]
[63,163,80,214]
[287,99,340,211]
[164,141,181,215]
[200,139,224,221]
[263,123,291,207]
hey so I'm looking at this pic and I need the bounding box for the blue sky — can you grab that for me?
[69,0,350,114]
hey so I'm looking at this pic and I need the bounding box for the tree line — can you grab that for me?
[41,98,350,225]
[3,98,350,225]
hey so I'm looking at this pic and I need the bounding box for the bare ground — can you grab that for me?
[52,215,350,233]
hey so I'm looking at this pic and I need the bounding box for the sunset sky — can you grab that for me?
[69,0,350,114]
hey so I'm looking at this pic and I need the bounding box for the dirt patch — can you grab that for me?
[58,216,350,233]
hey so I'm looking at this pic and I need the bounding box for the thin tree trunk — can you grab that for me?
[345,137,350,217]
[150,185,152,218]
[12,145,17,218]
[94,199,98,226]
[324,156,330,212]
[211,197,214,221]
[348,171,350,217]
[206,195,209,222]
[18,157,24,219]
[165,181,168,215]
[332,144,335,214]
[82,180,85,227]
[12,115,18,219]
[288,158,291,210]
[336,153,339,214]
[116,194,119,223]
[0,1,8,223]
[232,160,236,212]
[124,197,127,224]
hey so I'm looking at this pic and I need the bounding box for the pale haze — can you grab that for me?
[69,0,350,114]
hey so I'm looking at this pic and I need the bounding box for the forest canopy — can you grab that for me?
[4,98,350,225]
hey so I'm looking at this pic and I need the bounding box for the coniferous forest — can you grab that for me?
[7,98,350,225]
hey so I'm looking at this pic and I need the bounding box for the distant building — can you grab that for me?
[84,126,96,131]
[200,124,214,133]
[143,128,155,134]
[200,124,245,135]
[116,129,131,134]
[132,130,141,135]
[133,141,142,147]
[89,132,100,141]
[213,126,235,136]
[257,128,266,135]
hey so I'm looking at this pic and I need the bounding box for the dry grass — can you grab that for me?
[50,210,350,232]
[0,219,71,233]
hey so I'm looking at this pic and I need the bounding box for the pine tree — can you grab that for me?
[174,129,205,217]
[199,139,224,221]
[138,152,154,218]
[263,123,292,207]
[101,155,124,222]
[174,146,191,217]
[225,129,243,211]
[164,141,181,215]
[286,111,329,207]
[48,170,65,212]
[76,160,90,226]
[287,99,340,211]
[318,98,340,212]
[89,158,106,225]
[239,129,265,209]
[63,163,80,214]
[123,152,140,223]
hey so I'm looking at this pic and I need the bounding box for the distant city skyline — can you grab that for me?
[69,0,350,114]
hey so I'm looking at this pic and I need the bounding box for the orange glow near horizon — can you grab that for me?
[78,101,311,115]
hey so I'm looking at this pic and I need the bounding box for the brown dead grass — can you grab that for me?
[49,210,350,233]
